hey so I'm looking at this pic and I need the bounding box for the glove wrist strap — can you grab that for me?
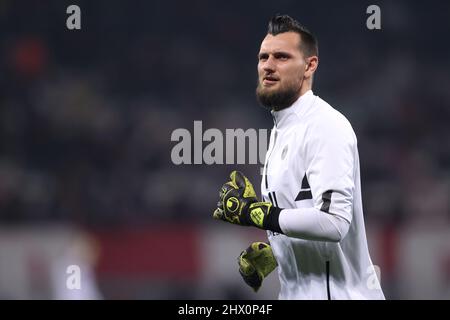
[263,206,283,234]
[245,204,284,234]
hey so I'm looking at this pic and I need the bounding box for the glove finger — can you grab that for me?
[213,208,225,220]
[231,171,256,199]
[221,183,235,195]
[230,170,247,188]
[223,181,238,193]
[239,268,262,292]
[244,242,270,260]
[238,253,255,275]
[219,183,237,205]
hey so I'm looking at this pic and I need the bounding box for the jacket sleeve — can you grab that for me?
[278,110,356,242]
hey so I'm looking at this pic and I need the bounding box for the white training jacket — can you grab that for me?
[261,90,385,300]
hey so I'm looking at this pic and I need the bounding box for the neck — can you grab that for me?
[271,83,312,112]
[300,83,312,97]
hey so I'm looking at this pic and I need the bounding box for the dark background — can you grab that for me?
[0,0,449,299]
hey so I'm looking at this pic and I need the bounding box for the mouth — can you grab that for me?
[262,76,279,86]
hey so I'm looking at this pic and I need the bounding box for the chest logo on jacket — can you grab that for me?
[281,145,288,160]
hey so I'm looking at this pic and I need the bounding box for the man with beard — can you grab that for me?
[212,15,385,300]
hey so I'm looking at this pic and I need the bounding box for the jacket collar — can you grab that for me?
[271,90,315,129]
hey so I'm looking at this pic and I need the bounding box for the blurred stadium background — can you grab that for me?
[1,0,450,299]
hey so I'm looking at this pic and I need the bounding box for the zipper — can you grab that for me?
[326,261,331,300]
[264,126,278,190]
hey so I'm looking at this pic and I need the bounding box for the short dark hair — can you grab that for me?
[267,14,318,58]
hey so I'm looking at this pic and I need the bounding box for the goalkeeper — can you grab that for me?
[212,15,384,300]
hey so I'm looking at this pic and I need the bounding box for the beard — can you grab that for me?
[256,78,301,111]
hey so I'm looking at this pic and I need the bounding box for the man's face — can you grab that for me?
[256,32,307,111]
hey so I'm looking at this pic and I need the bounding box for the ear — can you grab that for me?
[304,56,319,79]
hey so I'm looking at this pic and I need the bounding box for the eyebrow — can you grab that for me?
[258,51,293,59]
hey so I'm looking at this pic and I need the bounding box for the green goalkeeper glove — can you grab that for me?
[238,242,277,292]
[212,171,283,233]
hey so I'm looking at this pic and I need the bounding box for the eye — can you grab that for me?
[258,54,268,61]
[274,53,289,61]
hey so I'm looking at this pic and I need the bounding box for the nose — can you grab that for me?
[262,56,276,73]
